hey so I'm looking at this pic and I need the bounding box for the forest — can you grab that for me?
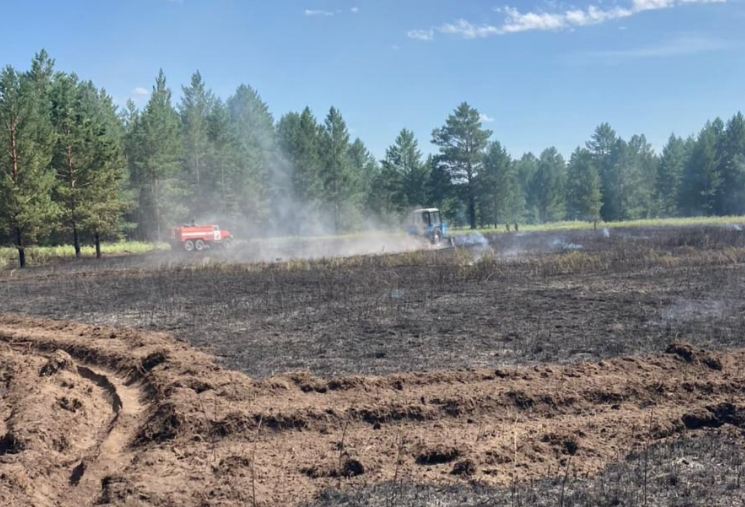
[2,50,745,266]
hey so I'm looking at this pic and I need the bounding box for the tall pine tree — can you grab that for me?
[477,141,513,227]
[0,63,58,267]
[566,147,602,225]
[128,70,183,240]
[532,147,566,223]
[432,103,491,229]
[179,71,215,218]
[680,121,722,216]
[320,107,359,232]
[655,134,687,217]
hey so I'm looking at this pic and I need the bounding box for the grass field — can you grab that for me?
[0,241,163,269]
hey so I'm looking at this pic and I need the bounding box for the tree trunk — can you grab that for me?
[67,143,80,258]
[153,176,162,242]
[15,227,25,269]
[73,225,81,258]
[468,192,477,230]
[95,233,101,259]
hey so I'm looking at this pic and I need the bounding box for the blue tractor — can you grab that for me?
[406,208,449,245]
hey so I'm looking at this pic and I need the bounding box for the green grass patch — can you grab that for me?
[0,241,164,269]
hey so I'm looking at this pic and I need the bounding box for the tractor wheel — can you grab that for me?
[432,231,441,245]
[183,240,195,252]
[195,240,206,252]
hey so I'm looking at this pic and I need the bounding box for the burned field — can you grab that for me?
[2,225,745,378]
[2,224,745,507]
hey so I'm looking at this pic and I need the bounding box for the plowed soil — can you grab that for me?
[2,315,745,507]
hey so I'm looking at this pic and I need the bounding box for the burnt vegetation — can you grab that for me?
[2,225,745,379]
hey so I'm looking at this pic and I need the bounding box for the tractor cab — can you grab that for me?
[406,208,448,244]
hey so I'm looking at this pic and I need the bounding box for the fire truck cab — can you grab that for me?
[167,224,233,252]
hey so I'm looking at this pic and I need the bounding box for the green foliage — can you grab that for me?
[0,59,59,267]
[226,85,276,231]
[656,134,687,217]
[515,152,539,223]
[532,147,566,223]
[680,121,722,216]
[717,113,745,215]
[320,107,361,232]
[566,148,602,223]
[379,129,429,216]
[128,70,183,240]
[432,102,492,229]
[476,141,514,226]
[49,75,128,256]
[179,71,214,218]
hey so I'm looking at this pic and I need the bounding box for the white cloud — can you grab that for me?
[351,7,359,13]
[407,29,434,41]
[304,9,334,17]
[132,87,149,96]
[408,0,726,40]
[578,35,733,61]
[439,19,500,39]
[479,113,495,123]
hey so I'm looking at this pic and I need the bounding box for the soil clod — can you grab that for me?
[39,350,74,377]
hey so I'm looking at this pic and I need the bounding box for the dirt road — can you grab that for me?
[2,315,745,506]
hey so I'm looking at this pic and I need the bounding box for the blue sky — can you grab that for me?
[1,0,742,159]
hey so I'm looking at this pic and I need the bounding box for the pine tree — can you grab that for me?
[566,148,602,225]
[624,134,657,219]
[532,147,566,223]
[381,129,429,212]
[179,71,215,218]
[432,103,492,229]
[79,85,129,257]
[477,141,513,227]
[277,107,324,211]
[587,123,621,221]
[717,112,745,215]
[655,134,686,217]
[680,121,722,216]
[348,138,379,217]
[426,155,458,223]
[0,64,58,267]
[129,70,183,240]
[226,85,276,231]
[205,98,234,218]
[320,107,358,232]
[515,153,539,223]
[50,73,111,257]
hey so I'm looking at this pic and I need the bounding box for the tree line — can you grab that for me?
[2,51,745,267]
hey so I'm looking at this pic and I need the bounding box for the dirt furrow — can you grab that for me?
[2,315,745,507]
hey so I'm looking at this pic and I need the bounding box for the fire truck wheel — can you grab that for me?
[195,240,206,251]
[184,240,195,252]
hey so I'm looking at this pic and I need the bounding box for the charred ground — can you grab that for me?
[1,225,744,378]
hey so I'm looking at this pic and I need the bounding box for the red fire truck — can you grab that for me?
[167,224,234,252]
